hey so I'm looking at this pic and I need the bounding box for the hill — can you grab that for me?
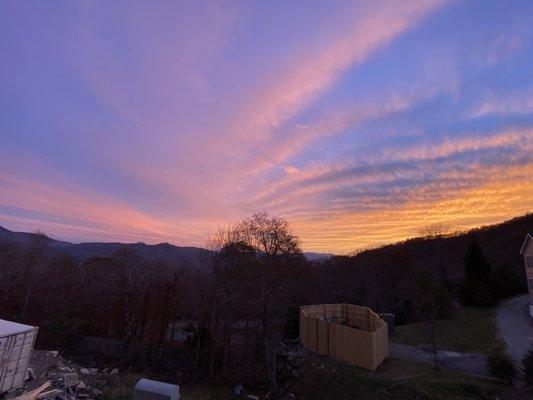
[1,213,531,273]
[0,225,211,269]
[316,213,532,318]
[0,225,71,248]
[351,213,532,282]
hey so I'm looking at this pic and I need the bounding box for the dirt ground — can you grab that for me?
[4,350,118,400]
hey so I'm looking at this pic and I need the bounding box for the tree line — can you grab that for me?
[0,212,527,391]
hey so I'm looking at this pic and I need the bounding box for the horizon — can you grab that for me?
[1,1,532,253]
[1,212,530,256]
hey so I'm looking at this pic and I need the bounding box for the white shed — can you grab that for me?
[0,319,38,393]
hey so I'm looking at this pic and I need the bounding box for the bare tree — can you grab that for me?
[420,223,452,288]
[18,230,48,320]
[207,211,304,390]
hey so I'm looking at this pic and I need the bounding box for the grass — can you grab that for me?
[393,307,504,355]
[98,356,505,400]
[99,372,248,400]
[101,380,266,400]
[285,355,503,400]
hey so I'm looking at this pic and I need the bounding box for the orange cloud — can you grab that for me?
[291,164,532,253]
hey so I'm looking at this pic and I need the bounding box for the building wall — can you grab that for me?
[524,241,533,295]
[523,239,533,318]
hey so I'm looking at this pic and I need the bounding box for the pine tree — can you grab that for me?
[464,240,491,279]
[461,240,495,307]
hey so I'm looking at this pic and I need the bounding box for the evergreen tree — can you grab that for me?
[460,240,496,307]
[464,240,491,279]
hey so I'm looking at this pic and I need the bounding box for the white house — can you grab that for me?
[520,233,533,317]
[165,320,197,345]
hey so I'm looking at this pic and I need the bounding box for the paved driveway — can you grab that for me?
[496,294,533,365]
[389,342,489,377]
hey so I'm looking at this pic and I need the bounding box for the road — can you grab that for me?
[389,342,489,377]
[496,294,533,365]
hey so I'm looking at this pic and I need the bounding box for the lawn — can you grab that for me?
[392,307,504,355]
[284,355,503,400]
[99,355,507,400]
[100,373,241,400]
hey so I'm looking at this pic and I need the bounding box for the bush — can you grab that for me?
[490,264,526,300]
[283,306,300,340]
[460,281,497,308]
[522,349,533,387]
[488,350,517,384]
[434,288,454,319]
[394,299,418,325]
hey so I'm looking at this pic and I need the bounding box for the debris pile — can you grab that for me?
[277,344,306,383]
[5,351,118,400]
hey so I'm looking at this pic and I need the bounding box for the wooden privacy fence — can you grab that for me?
[299,304,388,371]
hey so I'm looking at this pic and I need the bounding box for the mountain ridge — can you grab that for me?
[1,213,531,269]
[0,225,336,267]
[0,225,211,268]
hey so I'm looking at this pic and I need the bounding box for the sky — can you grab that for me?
[0,0,532,253]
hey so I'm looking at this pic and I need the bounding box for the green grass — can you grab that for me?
[285,355,502,400]
[393,307,504,355]
[99,372,251,400]
[99,355,504,400]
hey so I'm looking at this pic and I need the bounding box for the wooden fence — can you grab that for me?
[299,304,388,371]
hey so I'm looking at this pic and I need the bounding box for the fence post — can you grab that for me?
[316,316,319,353]
[326,321,330,357]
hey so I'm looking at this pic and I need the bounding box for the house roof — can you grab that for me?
[0,319,36,337]
[520,233,533,255]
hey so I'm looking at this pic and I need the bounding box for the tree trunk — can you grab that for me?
[195,326,202,368]
[431,319,439,370]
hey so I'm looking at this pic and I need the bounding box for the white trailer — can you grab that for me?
[0,319,38,393]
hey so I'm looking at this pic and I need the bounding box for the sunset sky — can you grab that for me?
[1,0,531,253]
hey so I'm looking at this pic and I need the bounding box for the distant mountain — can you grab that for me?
[2,213,530,274]
[0,225,71,248]
[304,252,334,262]
[0,226,211,269]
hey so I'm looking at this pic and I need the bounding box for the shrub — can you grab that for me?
[488,350,517,384]
[460,281,497,308]
[522,349,533,387]
[394,299,418,325]
[284,306,300,340]
[434,288,454,319]
[489,264,527,300]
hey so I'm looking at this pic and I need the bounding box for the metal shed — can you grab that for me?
[0,319,38,393]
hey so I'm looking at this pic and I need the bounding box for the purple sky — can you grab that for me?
[1,0,531,253]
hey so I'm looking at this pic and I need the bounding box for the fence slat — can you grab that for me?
[300,304,388,371]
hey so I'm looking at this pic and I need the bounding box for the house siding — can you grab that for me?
[522,236,533,317]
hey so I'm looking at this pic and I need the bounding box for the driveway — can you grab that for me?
[389,342,489,377]
[496,294,533,365]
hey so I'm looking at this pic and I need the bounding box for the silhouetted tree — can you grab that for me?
[464,240,491,279]
[460,240,496,307]
[416,271,451,370]
[207,211,305,391]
